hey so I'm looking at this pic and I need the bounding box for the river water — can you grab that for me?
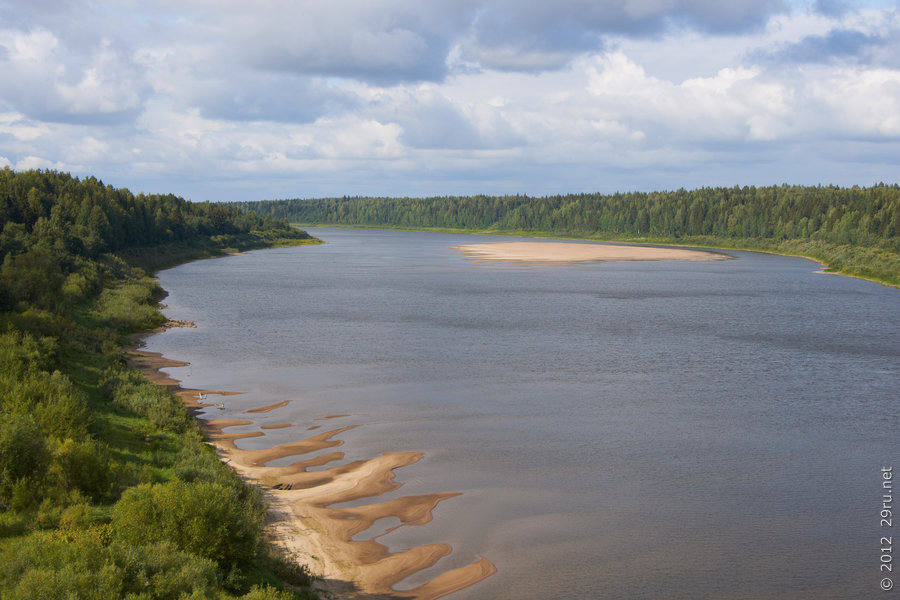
[146,228,898,600]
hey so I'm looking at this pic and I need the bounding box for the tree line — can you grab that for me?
[1,168,310,311]
[238,184,899,283]
[239,184,898,250]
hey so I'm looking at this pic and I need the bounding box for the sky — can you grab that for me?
[0,0,898,201]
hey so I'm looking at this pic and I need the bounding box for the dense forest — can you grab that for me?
[239,184,900,284]
[0,168,317,599]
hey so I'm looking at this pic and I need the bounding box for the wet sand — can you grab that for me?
[246,400,291,413]
[127,345,495,599]
[453,241,729,263]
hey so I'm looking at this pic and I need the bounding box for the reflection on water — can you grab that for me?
[146,228,898,600]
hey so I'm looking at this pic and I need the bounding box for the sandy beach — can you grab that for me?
[127,345,495,600]
[453,241,729,263]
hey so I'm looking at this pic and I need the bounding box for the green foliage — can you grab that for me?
[0,416,49,509]
[0,168,318,598]
[102,367,191,432]
[0,248,65,310]
[0,369,90,440]
[0,329,58,378]
[92,278,167,332]
[241,585,312,600]
[242,183,900,284]
[49,438,117,502]
[0,531,220,600]
[172,441,238,486]
[256,548,313,590]
[0,168,312,311]
[111,478,265,571]
[0,169,303,258]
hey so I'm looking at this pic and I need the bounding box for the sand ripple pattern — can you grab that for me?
[128,347,495,600]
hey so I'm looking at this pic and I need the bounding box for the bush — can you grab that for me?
[0,369,90,440]
[172,441,237,487]
[91,278,166,332]
[258,547,313,589]
[0,416,49,508]
[49,438,118,502]
[242,585,309,600]
[103,367,190,432]
[111,478,265,571]
[0,248,65,310]
[0,530,219,600]
[0,329,57,378]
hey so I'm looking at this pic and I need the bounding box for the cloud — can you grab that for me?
[457,0,788,72]
[753,28,896,66]
[813,0,853,17]
[0,1,897,200]
[186,74,359,124]
[186,0,480,84]
[0,29,146,123]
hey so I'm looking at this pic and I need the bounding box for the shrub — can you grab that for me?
[92,278,166,332]
[258,547,313,589]
[0,416,49,508]
[0,329,57,378]
[0,248,65,310]
[172,441,237,487]
[103,367,190,432]
[0,369,90,440]
[242,585,308,600]
[111,478,265,571]
[0,511,27,539]
[0,531,219,600]
[49,438,117,501]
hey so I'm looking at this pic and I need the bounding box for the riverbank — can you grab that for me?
[117,232,322,274]
[131,282,497,599]
[295,223,898,287]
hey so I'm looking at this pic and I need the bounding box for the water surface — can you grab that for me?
[146,228,898,600]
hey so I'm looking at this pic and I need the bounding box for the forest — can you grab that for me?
[0,168,317,599]
[238,184,899,285]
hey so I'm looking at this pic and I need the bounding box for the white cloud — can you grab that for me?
[15,154,78,171]
[0,2,896,199]
[0,29,145,122]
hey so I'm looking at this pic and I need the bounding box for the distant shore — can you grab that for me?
[128,339,496,600]
[453,240,730,263]
[298,223,898,287]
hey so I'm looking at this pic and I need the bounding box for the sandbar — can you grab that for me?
[127,341,495,599]
[246,400,291,413]
[453,241,729,263]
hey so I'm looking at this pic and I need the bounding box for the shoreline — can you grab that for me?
[297,223,897,287]
[127,339,496,600]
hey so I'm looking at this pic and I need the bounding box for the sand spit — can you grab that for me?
[126,349,240,410]
[246,400,291,413]
[261,423,294,430]
[127,345,495,599]
[453,241,729,263]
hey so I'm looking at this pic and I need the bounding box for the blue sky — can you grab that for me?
[0,0,897,201]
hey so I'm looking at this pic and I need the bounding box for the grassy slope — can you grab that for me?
[295,223,898,287]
